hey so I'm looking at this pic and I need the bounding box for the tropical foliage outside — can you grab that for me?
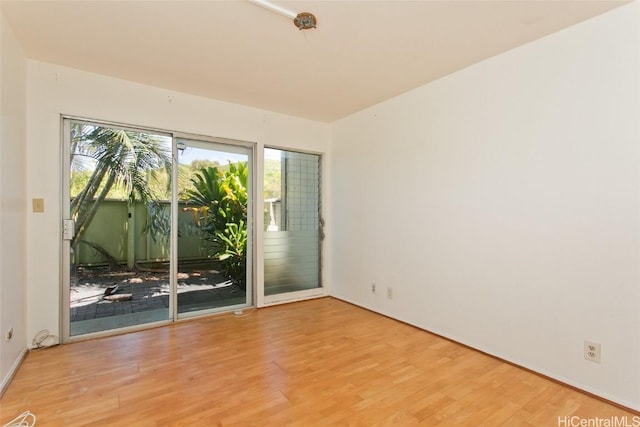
[69,124,171,251]
[70,123,256,288]
[263,157,282,200]
[184,164,249,289]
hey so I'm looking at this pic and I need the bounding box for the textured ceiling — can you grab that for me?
[1,0,629,122]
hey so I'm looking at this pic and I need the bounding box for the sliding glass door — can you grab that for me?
[64,121,173,337]
[264,148,323,300]
[176,138,253,316]
[62,119,253,340]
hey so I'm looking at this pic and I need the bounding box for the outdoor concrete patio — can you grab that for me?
[70,267,246,335]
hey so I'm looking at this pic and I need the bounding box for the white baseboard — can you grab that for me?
[0,347,28,398]
[330,294,640,412]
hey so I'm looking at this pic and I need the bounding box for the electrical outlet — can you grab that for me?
[584,341,601,363]
[386,286,393,299]
[5,327,13,341]
[371,283,376,294]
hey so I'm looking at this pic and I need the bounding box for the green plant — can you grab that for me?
[143,201,171,243]
[185,163,248,289]
[70,124,171,248]
[216,221,247,289]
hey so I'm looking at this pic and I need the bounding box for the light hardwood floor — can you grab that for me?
[1,297,637,426]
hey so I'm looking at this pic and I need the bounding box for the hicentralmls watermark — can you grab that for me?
[558,416,640,427]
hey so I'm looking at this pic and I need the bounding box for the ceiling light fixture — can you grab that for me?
[248,0,317,30]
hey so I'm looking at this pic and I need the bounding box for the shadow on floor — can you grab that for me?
[69,265,247,336]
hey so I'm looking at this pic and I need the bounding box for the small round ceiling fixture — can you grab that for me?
[248,0,317,31]
[294,12,317,30]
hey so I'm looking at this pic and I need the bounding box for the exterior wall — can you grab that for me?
[74,200,206,266]
[331,2,640,410]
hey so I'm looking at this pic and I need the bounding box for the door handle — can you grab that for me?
[319,217,325,241]
[62,219,75,241]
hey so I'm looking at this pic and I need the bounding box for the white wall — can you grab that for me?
[26,61,330,341]
[331,2,640,410]
[0,10,27,392]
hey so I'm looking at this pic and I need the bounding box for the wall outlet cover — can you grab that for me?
[584,340,601,364]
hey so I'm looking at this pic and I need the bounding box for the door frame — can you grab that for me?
[172,133,256,320]
[261,145,326,306]
[60,116,257,343]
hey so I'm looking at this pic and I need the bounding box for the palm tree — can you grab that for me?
[70,124,171,249]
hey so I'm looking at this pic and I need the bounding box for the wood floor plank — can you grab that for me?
[0,297,636,426]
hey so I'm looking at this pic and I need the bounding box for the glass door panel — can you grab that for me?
[264,148,322,296]
[176,138,253,316]
[64,120,173,337]
[63,119,255,340]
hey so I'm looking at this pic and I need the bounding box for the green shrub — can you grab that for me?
[185,163,248,289]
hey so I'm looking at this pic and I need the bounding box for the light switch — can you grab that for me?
[32,198,44,213]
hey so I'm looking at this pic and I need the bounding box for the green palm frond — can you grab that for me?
[70,124,172,247]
